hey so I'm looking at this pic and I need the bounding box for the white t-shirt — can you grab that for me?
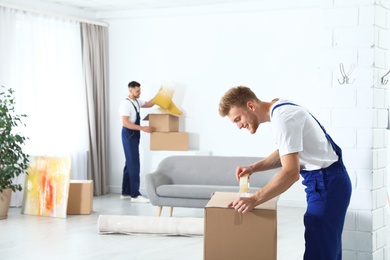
[118,98,146,124]
[270,99,338,171]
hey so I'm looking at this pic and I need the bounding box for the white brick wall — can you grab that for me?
[323,8,359,27]
[360,6,375,26]
[343,230,373,251]
[332,108,373,128]
[374,109,389,128]
[322,48,358,66]
[358,48,375,68]
[333,128,357,147]
[376,28,390,49]
[344,148,374,169]
[358,210,376,231]
[321,1,389,258]
[373,168,386,189]
[373,88,386,108]
[335,0,376,6]
[324,87,357,107]
[349,189,374,210]
[375,5,387,28]
[334,26,375,47]
[374,148,387,168]
[375,187,388,207]
[356,169,373,189]
[357,129,373,148]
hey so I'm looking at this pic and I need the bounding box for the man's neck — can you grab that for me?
[128,95,136,100]
[259,101,273,123]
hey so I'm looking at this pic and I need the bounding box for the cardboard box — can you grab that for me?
[144,113,179,132]
[150,132,188,151]
[67,180,93,215]
[204,192,278,260]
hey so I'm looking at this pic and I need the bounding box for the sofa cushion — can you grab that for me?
[156,185,261,200]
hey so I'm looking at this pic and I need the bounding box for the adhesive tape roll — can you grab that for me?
[239,174,250,193]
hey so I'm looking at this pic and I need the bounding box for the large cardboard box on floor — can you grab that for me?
[143,113,179,132]
[67,180,93,215]
[150,132,188,151]
[204,192,278,260]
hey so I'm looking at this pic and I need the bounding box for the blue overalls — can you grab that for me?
[272,103,352,260]
[121,99,142,198]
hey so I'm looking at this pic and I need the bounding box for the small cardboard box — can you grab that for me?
[150,132,188,151]
[204,192,278,260]
[144,113,179,132]
[67,180,93,215]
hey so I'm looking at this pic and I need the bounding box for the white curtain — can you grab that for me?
[0,7,88,181]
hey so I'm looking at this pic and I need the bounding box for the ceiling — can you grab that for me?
[48,0,248,12]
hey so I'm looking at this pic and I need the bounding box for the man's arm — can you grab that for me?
[229,152,300,213]
[235,150,282,181]
[251,152,300,204]
[121,116,154,133]
[252,150,282,171]
[142,99,154,108]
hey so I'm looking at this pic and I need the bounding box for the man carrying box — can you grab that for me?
[118,81,155,203]
[218,86,352,260]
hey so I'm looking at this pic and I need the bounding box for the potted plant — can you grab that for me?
[0,86,29,219]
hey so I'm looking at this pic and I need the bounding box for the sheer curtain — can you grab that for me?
[0,7,88,182]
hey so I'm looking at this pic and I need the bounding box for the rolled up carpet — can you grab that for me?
[98,215,204,236]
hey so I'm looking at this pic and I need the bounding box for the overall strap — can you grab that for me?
[126,98,140,112]
[126,98,141,127]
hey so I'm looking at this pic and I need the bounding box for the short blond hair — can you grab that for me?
[218,86,259,117]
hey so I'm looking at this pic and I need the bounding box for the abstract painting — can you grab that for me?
[22,156,71,218]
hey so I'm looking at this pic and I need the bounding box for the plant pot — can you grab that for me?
[0,189,12,220]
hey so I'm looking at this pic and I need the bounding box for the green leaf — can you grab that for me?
[0,86,30,193]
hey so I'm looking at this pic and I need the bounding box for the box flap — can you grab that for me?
[143,108,181,121]
[205,192,278,210]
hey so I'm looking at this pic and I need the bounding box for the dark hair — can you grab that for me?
[218,86,259,117]
[128,81,141,88]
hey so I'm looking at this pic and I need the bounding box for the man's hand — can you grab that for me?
[227,196,256,214]
[141,126,155,133]
[235,165,254,181]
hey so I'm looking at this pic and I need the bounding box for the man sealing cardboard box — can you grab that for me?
[218,86,352,260]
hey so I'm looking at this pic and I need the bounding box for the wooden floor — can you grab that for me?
[0,193,386,260]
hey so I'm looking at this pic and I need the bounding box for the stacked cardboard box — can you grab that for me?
[67,180,93,215]
[204,192,278,260]
[144,113,188,151]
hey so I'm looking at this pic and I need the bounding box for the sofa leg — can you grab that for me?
[157,206,163,217]
[169,207,173,217]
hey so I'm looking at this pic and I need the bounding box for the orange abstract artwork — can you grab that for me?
[22,156,71,218]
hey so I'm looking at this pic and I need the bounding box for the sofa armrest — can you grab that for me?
[145,171,172,202]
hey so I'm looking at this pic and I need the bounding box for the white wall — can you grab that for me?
[106,6,323,205]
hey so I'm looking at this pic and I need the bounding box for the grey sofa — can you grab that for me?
[145,155,279,216]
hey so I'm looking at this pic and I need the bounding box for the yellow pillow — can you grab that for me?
[152,92,172,109]
[167,101,182,115]
[152,87,175,109]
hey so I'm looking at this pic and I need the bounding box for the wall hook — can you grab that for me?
[337,63,355,85]
[381,70,390,85]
